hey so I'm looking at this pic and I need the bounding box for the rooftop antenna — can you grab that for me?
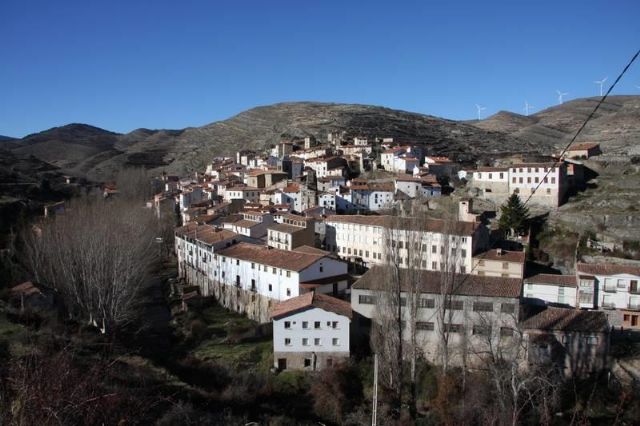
[594,77,608,97]
[523,101,534,116]
[556,90,569,104]
[475,104,486,120]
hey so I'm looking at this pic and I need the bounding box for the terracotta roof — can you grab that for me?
[268,223,306,234]
[11,281,42,297]
[525,274,577,287]
[283,183,301,193]
[350,182,395,192]
[271,291,352,320]
[476,167,509,172]
[231,219,262,229]
[474,249,525,263]
[295,245,330,256]
[520,307,608,332]
[325,215,480,236]
[567,142,599,151]
[577,262,640,277]
[175,224,239,245]
[353,265,522,298]
[216,243,329,271]
[509,163,558,168]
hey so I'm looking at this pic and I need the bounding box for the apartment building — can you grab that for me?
[469,162,569,207]
[224,186,261,203]
[324,215,489,273]
[203,243,349,322]
[267,214,315,251]
[577,262,640,329]
[472,248,525,279]
[350,182,395,211]
[222,211,274,238]
[351,266,522,366]
[272,292,351,371]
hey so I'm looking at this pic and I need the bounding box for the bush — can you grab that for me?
[309,362,364,424]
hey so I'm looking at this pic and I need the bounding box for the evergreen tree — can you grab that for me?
[499,193,530,236]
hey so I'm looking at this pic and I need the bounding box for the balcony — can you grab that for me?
[602,302,616,309]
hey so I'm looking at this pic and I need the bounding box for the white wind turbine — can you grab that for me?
[475,104,486,120]
[556,90,569,104]
[523,101,534,116]
[594,77,608,97]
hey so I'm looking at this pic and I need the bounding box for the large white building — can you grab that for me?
[272,291,352,371]
[324,215,489,273]
[469,162,569,207]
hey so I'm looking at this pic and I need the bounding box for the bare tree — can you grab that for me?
[22,195,161,333]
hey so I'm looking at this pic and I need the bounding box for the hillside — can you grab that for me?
[474,96,640,244]
[9,102,541,180]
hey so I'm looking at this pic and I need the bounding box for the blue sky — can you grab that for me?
[1,0,639,137]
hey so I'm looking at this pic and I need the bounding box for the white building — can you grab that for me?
[523,274,577,307]
[224,186,261,204]
[350,182,395,211]
[324,215,489,273]
[222,211,274,239]
[272,291,351,371]
[394,176,441,199]
[577,262,640,329]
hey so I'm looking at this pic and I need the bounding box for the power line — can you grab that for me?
[522,48,640,208]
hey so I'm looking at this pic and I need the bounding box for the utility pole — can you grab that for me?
[372,353,378,426]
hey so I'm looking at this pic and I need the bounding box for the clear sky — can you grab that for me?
[1,0,639,137]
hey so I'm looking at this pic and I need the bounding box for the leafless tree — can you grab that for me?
[115,167,155,202]
[22,195,161,334]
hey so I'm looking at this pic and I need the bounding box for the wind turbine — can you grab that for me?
[475,104,486,120]
[556,90,569,104]
[594,77,607,97]
[523,101,534,116]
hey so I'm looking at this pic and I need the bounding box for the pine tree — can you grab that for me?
[498,193,530,236]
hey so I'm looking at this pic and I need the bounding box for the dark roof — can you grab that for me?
[525,274,577,287]
[353,265,522,299]
[325,215,480,236]
[520,307,608,332]
[268,223,305,234]
[577,262,640,277]
[271,292,352,319]
[216,243,330,271]
[474,249,526,263]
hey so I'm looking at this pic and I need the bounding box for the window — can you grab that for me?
[432,261,437,270]
[359,295,377,305]
[268,284,273,292]
[272,267,277,274]
[461,249,467,258]
[432,245,437,254]
[400,297,407,306]
[236,259,240,265]
[585,336,598,345]
[285,338,292,346]
[473,325,491,336]
[419,298,435,308]
[331,321,339,329]
[284,321,291,329]
[320,265,324,272]
[416,322,434,331]
[512,177,516,183]
[314,338,321,346]
[444,323,463,333]
[460,266,466,274]
[332,338,340,346]
[304,358,311,367]
[500,327,514,337]
[302,321,308,329]
[501,303,515,314]
[314,321,321,329]
[617,279,626,290]
[286,288,291,296]
[302,338,309,346]
[251,262,255,269]
[445,300,464,310]
[473,302,493,312]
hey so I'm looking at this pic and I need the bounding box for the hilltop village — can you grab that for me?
[145,132,637,375]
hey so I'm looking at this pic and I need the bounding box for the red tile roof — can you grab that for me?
[271,291,352,319]
[577,262,640,277]
[520,307,608,332]
[474,249,526,263]
[353,265,522,298]
[567,142,600,151]
[216,242,330,271]
[525,274,577,287]
[325,215,480,236]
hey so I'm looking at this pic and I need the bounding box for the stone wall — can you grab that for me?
[274,351,349,371]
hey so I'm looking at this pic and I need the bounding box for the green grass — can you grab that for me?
[182,303,273,371]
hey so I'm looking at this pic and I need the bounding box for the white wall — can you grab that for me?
[273,308,350,354]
